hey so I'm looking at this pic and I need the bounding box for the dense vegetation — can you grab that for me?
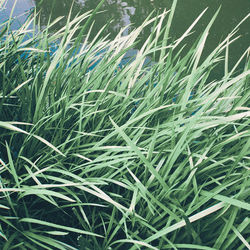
[0,1,249,249]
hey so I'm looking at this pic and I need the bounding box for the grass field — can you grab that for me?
[0,1,250,249]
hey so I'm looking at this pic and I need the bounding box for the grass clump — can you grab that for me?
[0,1,249,249]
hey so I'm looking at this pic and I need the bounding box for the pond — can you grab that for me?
[1,0,249,71]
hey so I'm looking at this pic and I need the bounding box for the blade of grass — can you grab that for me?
[20,218,103,238]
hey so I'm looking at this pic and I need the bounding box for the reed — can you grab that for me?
[0,1,249,249]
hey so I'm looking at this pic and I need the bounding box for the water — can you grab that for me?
[1,0,249,70]
[0,0,35,29]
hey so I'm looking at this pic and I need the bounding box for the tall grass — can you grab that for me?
[0,1,250,249]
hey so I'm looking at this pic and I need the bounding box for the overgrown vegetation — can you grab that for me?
[0,1,249,249]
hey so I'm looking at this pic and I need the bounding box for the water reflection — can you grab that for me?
[35,0,249,52]
[1,0,249,70]
[0,0,35,29]
[34,0,137,37]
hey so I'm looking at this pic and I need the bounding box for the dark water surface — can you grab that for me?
[1,0,249,70]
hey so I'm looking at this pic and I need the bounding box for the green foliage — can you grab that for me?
[0,1,249,249]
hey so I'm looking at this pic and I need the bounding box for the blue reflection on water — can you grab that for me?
[0,0,35,29]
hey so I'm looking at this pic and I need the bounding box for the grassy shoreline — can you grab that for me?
[0,1,250,249]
